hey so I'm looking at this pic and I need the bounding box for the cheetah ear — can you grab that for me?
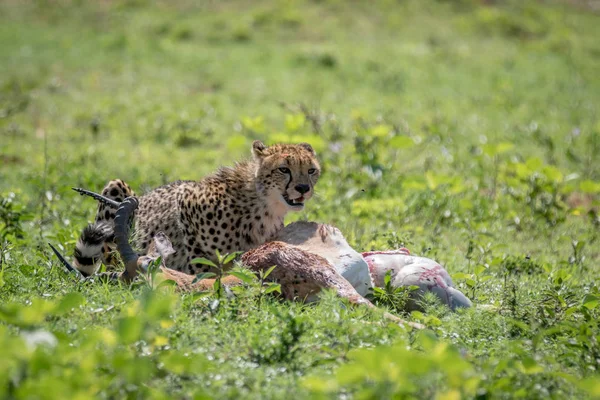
[298,142,316,156]
[252,140,267,159]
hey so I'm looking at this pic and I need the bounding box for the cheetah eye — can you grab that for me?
[278,167,291,174]
[308,168,317,175]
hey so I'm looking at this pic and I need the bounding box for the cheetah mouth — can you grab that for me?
[283,194,305,209]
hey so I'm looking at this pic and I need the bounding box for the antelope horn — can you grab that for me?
[48,243,84,279]
[113,196,140,282]
[72,187,121,209]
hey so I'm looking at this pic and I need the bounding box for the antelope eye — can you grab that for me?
[308,168,317,175]
[278,167,291,174]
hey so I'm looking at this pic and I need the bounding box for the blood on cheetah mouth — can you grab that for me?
[283,195,305,208]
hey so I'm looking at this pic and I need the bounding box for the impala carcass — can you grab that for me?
[272,221,471,311]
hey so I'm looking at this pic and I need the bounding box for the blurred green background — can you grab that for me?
[1,0,600,398]
[1,0,599,255]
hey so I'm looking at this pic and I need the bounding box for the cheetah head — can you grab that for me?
[252,140,321,212]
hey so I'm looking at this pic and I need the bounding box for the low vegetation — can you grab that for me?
[1,0,599,398]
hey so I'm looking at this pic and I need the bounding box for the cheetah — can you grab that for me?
[73,141,320,277]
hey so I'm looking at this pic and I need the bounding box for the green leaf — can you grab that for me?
[262,265,277,279]
[192,272,217,284]
[580,180,600,194]
[525,157,543,171]
[521,356,544,374]
[302,376,338,392]
[263,283,281,294]
[452,273,470,280]
[241,116,265,133]
[474,265,487,275]
[144,292,177,319]
[193,393,214,400]
[402,178,427,190]
[565,306,578,316]
[55,292,86,315]
[161,352,192,375]
[160,352,210,375]
[542,165,563,182]
[213,279,222,296]
[482,144,496,157]
[496,142,514,154]
[389,136,414,149]
[513,162,530,179]
[494,359,510,375]
[117,316,143,344]
[579,376,600,397]
[384,270,392,286]
[411,310,425,320]
[190,291,211,302]
[223,251,243,265]
[437,390,461,400]
[425,171,438,190]
[229,269,256,284]
[370,124,392,137]
[190,258,217,268]
[112,353,154,384]
[0,300,54,328]
[583,294,599,310]
[483,142,514,157]
[573,240,585,253]
[285,113,306,132]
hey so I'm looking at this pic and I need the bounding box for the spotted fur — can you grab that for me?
[73,141,320,275]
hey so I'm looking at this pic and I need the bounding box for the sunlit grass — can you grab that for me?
[1,0,599,398]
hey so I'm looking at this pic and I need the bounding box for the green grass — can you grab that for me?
[1,0,600,398]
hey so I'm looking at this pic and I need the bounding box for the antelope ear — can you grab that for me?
[298,142,315,156]
[252,140,267,159]
[153,232,175,258]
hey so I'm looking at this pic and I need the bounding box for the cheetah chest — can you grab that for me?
[179,189,285,258]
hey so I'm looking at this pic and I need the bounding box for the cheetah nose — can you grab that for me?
[295,184,310,195]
